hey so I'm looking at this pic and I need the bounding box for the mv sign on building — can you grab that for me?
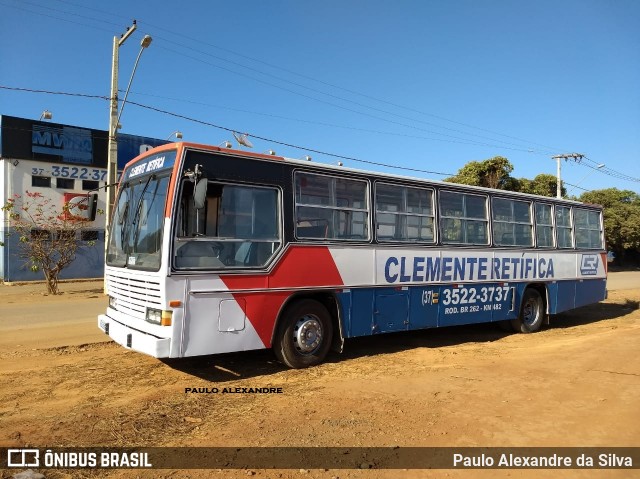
[0,115,167,281]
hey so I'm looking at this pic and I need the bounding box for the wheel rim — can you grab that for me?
[293,314,323,355]
[522,298,541,327]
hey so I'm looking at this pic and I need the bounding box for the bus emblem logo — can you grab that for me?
[580,254,599,275]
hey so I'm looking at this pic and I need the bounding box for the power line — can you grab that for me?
[149,42,549,153]
[563,182,589,192]
[153,43,547,155]
[0,85,108,100]
[0,0,118,36]
[0,84,454,176]
[581,156,640,183]
[121,90,549,152]
[4,83,636,184]
[37,0,565,154]
[13,0,124,29]
[125,99,455,176]
[132,14,566,154]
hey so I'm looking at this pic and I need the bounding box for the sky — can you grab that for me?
[1,0,639,195]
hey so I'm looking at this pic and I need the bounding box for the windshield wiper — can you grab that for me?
[132,177,161,248]
[121,175,154,260]
[132,175,155,227]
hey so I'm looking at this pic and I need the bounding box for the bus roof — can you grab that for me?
[131,141,602,209]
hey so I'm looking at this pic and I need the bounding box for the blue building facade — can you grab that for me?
[0,115,168,281]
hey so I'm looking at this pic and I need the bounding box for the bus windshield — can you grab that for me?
[106,174,170,270]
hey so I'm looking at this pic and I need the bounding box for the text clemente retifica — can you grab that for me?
[185,387,283,394]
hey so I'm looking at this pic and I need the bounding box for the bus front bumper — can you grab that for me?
[98,314,171,358]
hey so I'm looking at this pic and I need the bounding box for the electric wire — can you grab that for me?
[29,0,565,155]
[0,85,454,176]
[120,90,549,151]
[3,84,637,183]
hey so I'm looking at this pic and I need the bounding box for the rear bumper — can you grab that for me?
[98,314,170,358]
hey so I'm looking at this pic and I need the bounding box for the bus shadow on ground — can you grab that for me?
[550,299,638,329]
[163,300,637,382]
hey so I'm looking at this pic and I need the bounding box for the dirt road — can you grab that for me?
[0,275,639,478]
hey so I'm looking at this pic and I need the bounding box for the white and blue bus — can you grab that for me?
[99,142,607,368]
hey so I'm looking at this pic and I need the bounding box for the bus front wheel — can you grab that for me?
[511,288,545,333]
[273,299,333,369]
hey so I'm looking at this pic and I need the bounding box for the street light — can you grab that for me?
[105,21,152,255]
[39,110,52,121]
[167,131,183,140]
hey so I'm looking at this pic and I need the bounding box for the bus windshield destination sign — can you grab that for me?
[125,151,177,180]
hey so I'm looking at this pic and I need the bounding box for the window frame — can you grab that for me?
[555,205,574,249]
[534,202,556,248]
[438,189,490,246]
[374,181,436,244]
[573,207,604,250]
[491,196,534,247]
[31,175,51,188]
[81,230,100,242]
[173,179,284,271]
[56,177,75,190]
[82,180,100,191]
[294,170,371,242]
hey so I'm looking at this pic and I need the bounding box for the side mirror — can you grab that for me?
[194,177,208,210]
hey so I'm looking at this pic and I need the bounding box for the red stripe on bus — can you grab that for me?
[220,246,344,346]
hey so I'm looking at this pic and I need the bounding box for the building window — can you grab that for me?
[56,178,75,189]
[491,197,533,247]
[295,172,369,240]
[32,176,51,188]
[439,191,488,245]
[535,203,555,248]
[56,230,77,241]
[82,180,100,191]
[556,206,573,248]
[375,183,435,242]
[31,229,52,241]
[81,230,99,241]
[574,208,603,249]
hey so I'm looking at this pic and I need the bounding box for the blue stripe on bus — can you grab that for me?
[336,279,607,338]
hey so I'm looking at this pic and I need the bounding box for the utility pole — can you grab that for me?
[551,153,584,199]
[106,21,137,254]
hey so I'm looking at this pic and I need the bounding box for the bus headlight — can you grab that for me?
[109,296,118,310]
[146,308,162,325]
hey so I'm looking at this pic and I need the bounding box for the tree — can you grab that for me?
[446,156,565,197]
[1,191,99,294]
[578,188,640,263]
[445,156,514,189]
[516,173,565,198]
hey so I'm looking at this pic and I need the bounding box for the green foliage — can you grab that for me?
[445,156,514,189]
[516,173,565,198]
[443,157,640,265]
[446,157,564,197]
[579,189,640,260]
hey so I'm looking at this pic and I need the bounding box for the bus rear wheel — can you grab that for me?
[273,299,333,369]
[511,288,545,333]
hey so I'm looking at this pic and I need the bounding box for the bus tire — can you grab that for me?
[511,288,545,333]
[273,299,333,369]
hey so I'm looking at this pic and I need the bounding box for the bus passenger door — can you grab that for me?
[373,289,409,333]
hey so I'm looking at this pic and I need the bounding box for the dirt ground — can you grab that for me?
[0,277,639,479]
